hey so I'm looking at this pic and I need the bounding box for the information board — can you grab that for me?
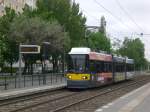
[20,45,40,54]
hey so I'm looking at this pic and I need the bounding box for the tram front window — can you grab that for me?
[68,54,87,72]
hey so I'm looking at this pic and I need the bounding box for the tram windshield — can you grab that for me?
[67,54,88,73]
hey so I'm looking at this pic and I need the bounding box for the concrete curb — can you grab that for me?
[0,83,66,101]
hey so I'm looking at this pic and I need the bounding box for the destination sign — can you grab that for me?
[20,45,40,54]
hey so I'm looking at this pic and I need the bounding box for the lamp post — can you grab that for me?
[85,29,89,47]
[18,43,22,88]
[42,42,50,84]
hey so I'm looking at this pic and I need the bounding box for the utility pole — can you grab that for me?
[18,44,22,88]
[85,29,89,47]
[148,64,150,71]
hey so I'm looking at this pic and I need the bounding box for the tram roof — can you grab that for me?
[113,56,125,62]
[126,58,134,64]
[69,47,112,61]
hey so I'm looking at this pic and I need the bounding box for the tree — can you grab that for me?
[0,7,17,73]
[9,16,70,73]
[118,37,147,69]
[0,37,6,68]
[88,32,111,52]
[35,0,86,47]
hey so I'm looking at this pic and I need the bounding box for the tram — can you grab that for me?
[66,47,134,89]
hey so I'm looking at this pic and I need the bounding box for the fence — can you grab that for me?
[0,73,66,90]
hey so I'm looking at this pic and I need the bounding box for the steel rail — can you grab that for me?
[3,76,149,112]
[52,78,150,112]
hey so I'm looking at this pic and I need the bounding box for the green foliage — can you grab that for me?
[0,38,6,66]
[88,32,111,52]
[0,7,18,68]
[1,67,17,73]
[9,16,70,52]
[118,37,147,69]
[35,0,86,47]
[0,7,16,35]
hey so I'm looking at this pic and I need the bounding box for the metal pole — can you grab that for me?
[63,50,65,74]
[85,29,89,47]
[19,44,21,87]
[43,43,46,85]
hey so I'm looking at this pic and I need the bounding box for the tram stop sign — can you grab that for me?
[20,45,40,54]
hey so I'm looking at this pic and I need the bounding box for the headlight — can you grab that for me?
[82,76,87,80]
[68,75,72,79]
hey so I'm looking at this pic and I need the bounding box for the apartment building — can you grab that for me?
[0,0,4,16]
[0,0,36,16]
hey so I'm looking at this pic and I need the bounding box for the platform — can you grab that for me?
[95,82,150,112]
[0,83,66,101]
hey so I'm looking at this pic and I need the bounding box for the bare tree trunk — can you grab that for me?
[23,61,27,75]
[10,62,13,76]
[31,63,33,75]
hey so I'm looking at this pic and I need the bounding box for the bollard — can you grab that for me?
[4,76,7,90]
[32,75,33,86]
[15,74,17,88]
[38,75,40,85]
[24,75,26,87]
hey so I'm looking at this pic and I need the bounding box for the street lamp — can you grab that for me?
[18,43,22,88]
[42,42,50,73]
[85,29,89,47]
[42,42,50,85]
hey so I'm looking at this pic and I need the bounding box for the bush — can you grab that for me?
[1,67,17,73]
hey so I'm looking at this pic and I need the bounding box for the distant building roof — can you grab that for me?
[126,58,134,64]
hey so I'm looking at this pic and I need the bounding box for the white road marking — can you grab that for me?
[107,102,113,106]
[102,105,109,109]
[95,108,103,112]
[119,83,150,112]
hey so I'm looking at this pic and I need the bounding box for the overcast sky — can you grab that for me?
[75,0,150,60]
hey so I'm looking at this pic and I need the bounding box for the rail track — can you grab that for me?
[0,75,150,112]
[0,88,78,112]
[53,76,150,112]
[0,88,65,106]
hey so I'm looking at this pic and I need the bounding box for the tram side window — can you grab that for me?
[131,65,134,71]
[108,63,112,72]
[127,64,134,72]
[67,55,73,71]
[120,63,125,72]
[85,55,89,71]
[104,62,112,72]
[127,64,130,72]
[90,61,104,73]
[90,61,112,73]
[90,61,96,73]
[115,63,124,72]
[95,61,100,72]
[127,64,130,71]
[104,63,108,72]
[115,63,119,72]
[122,64,125,72]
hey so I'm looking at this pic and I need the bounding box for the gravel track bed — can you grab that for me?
[0,89,76,112]
[62,75,150,112]
[0,75,150,112]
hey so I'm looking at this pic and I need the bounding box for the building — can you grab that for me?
[0,0,5,16]
[99,16,106,34]
[0,0,36,16]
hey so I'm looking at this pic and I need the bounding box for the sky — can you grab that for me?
[74,0,150,60]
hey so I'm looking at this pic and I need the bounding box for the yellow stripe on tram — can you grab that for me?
[66,74,90,80]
